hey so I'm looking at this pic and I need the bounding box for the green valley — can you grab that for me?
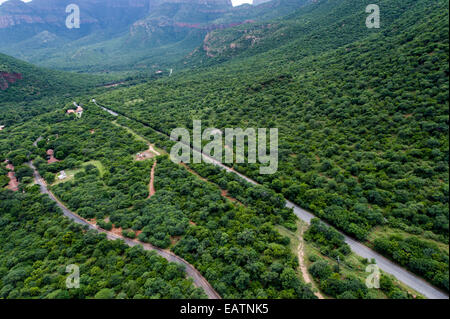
[0,0,448,304]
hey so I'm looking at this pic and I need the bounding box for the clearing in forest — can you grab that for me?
[52,160,106,185]
[111,121,162,160]
[5,162,19,191]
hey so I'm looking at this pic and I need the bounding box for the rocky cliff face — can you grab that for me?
[0,0,236,46]
[0,0,43,29]
[0,0,153,29]
[0,0,308,71]
[0,0,232,29]
[130,0,235,37]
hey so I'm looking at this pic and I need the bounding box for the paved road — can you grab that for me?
[198,138,450,300]
[93,100,449,300]
[28,162,221,300]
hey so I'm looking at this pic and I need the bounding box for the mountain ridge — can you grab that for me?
[0,0,311,72]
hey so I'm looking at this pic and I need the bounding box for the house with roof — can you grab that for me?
[66,105,84,118]
[75,106,83,118]
[58,171,67,180]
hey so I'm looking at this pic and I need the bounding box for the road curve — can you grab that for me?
[27,162,221,300]
[93,100,449,300]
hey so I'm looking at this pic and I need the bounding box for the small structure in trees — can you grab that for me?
[58,171,67,180]
[47,149,60,164]
[66,105,84,118]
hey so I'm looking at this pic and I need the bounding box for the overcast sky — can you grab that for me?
[0,0,253,6]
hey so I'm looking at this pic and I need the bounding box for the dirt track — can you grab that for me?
[297,225,324,299]
[91,101,450,300]
[148,160,157,199]
[5,162,18,191]
[28,161,221,300]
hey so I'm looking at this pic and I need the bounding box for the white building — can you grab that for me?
[58,171,67,180]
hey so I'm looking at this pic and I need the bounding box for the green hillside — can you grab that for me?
[0,53,115,127]
[89,0,449,290]
[0,0,312,73]
[0,53,103,103]
[0,0,448,299]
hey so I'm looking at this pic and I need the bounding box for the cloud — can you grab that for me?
[0,0,32,5]
[232,0,253,6]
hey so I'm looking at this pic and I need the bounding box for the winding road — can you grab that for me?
[92,100,449,300]
[27,161,221,300]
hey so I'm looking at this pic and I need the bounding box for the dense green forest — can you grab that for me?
[0,53,156,127]
[85,0,449,290]
[0,189,206,299]
[0,105,317,298]
[0,0,448,299]
[0,102,421,299]
[373,235,449,291]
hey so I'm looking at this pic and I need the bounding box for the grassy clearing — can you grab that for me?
[124,99,144,106]
[51,160,105,185]
[52,168,82,185]
[86,160,106,177]
[275,223,300,259]
[367,226,449,253]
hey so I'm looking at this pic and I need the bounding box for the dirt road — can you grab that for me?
[28,161,221,300]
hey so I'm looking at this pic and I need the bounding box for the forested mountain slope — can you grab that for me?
[0,52,106,126]
[0,0,311,72]
[90,0,449,291]
[0,53,102,103]
[185,0,438,67]
[1,0,448,299]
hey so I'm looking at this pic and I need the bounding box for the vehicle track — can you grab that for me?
[27,161,221,300]
[92,99,449,299]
